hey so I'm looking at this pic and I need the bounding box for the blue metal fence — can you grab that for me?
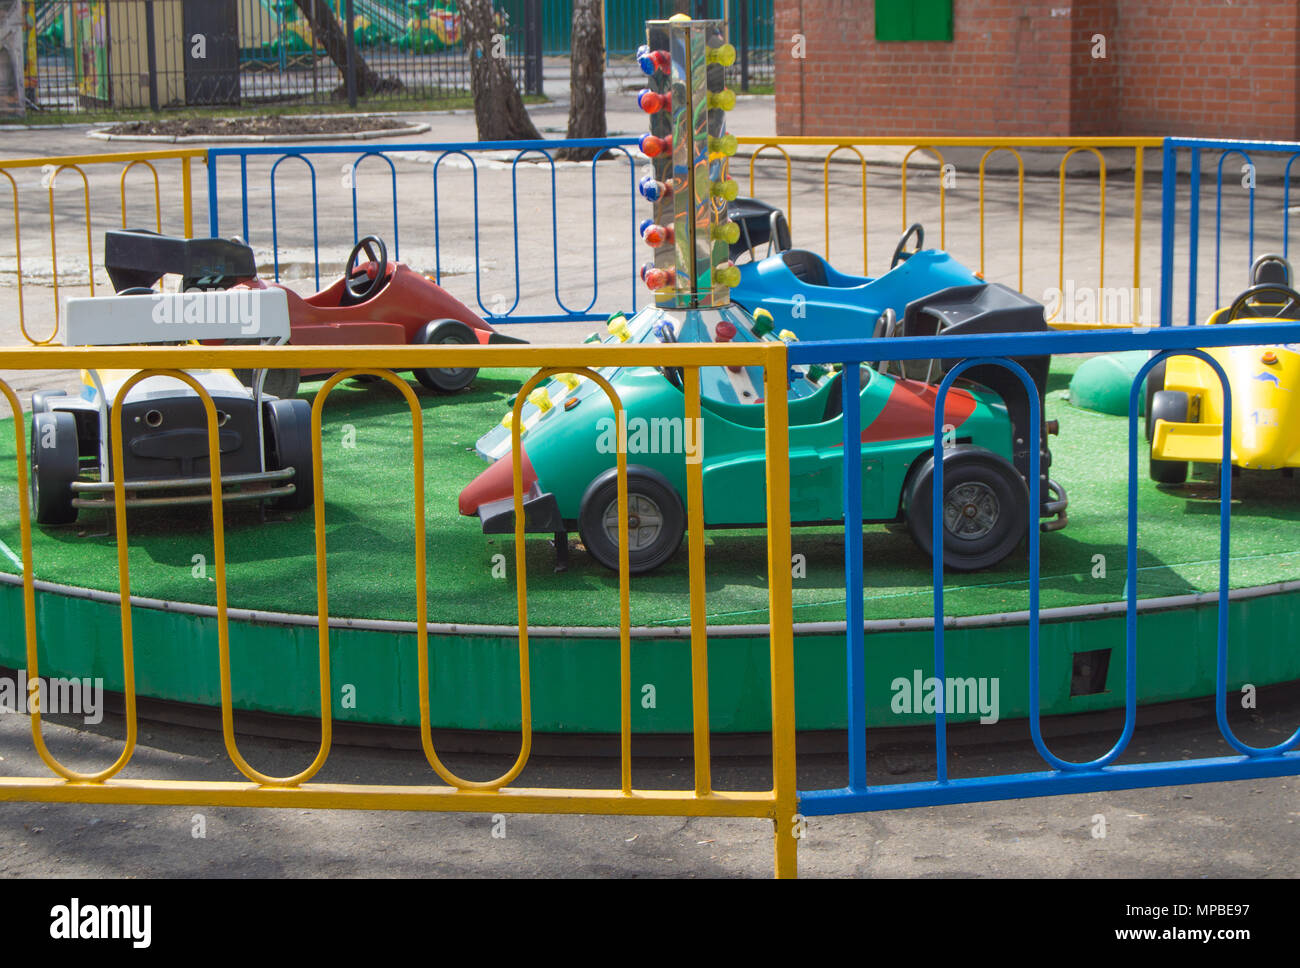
[1159,137,1300,327]
[790,321,1300,816]
[206,138,641,325]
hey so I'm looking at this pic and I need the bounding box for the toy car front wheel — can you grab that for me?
[263,398,314,510]
[1148,390,1189,484]
[578,467,686,574]
[905,450,1030,571]
[30,411,80,525]
[412,319,479,393]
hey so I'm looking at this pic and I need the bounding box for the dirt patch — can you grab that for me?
[99,115,407,138]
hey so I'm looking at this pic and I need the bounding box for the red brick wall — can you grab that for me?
[774,0,1300,140]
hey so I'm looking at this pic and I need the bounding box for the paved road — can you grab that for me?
[1,684,1296,878]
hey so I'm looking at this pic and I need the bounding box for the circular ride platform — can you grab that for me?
[1,358,1298,734]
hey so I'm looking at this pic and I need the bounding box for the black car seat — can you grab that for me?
[727,196,793,262]
[1251,253,1292,287]
[780,249,829,287]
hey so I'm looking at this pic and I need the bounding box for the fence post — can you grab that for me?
[144,0,160,112]
[1159,138,1175,327]
[738,0,749,92]
[525,0,543,96]
[345,0,358,108]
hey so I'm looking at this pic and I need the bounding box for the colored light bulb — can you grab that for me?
[709,89,736,111]
[639,175,670,201]
[708,133,738,157]
[557,372,580,390]
[608,314,632,341]
[716,264,741,287]
[710,179,740,201]
[708,43,737,67]
[528,388,554,413]
[779,329,799,343]
[637,89,671,114]
[714,320,737,342]
[807,364,828,382]
[643,266,675,290]
[651,50,671,73]
[751,308,774,336]
[639,133,672,158]
[500,412,527,436]
[641,222,673,247]
[713,221,741,244]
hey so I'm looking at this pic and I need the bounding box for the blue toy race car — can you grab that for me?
[726,202,982,342]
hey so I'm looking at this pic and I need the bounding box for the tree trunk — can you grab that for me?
[556,0,607,161]
[461,0,542,142]
[292,0,402,98]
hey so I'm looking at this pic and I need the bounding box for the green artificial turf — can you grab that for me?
[1,357,1297,629]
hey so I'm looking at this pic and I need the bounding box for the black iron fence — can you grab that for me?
[12,0,772,119]
[20,0,535,117]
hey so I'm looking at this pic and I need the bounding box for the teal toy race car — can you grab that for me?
[459,285,1067,574]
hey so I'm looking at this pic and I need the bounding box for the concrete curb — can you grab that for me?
[88,121,432,144]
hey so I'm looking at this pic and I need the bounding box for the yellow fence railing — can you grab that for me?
[737,136,1165,329]
[0,342,801,878]
[0,149,204,345]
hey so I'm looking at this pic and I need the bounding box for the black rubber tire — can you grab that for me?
[1144,357,1165,438]
[412,319,479,393]
[905,449,1030,572]
[1148,390,1189,484]
[31,389,67,414]
[30,411,79,525]
[578,466,686,574]
[263,398,314,510]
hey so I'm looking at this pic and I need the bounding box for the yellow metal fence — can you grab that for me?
[0,342,801,878]
[737,136,1165,328]
[0,149,203,345]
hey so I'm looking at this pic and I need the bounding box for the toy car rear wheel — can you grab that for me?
[578,467,686,574]
[412,319,479,393]
[263,398,314,510]
[905,450,1030,571]
[30,411,79,525]
[1148,390,1189,484]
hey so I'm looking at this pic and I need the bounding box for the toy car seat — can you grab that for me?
[779,249,829,287]
[727,196,792,262]
[1251,253,1292,287]
[104,229,257,293]
[898,283,1057,517]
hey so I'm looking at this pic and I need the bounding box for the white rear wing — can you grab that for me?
[63,288,291,346]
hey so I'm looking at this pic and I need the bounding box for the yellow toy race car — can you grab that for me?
[1147,254,1300,484]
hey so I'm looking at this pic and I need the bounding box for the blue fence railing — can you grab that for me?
[206,138,641,326]
[1159,137,1300,328]
[790,321,1300,816]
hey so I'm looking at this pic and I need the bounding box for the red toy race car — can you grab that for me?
[103,230,525,397]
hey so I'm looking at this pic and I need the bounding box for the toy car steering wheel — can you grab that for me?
[1224,283,1300,323]
[343,235,388,305]
[890,223,925,269]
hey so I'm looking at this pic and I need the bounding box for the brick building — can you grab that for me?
[774,0,1300,139]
